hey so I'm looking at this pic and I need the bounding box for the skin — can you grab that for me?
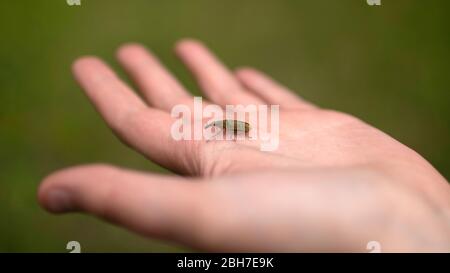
[38,39,450,252]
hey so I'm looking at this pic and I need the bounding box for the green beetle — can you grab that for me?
[204,120,251,135]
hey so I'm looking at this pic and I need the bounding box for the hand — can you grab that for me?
[38,39,450,252]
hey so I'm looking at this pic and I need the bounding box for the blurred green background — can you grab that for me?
[0,0,449,252]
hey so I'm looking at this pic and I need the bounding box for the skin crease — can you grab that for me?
[37,39,450,252]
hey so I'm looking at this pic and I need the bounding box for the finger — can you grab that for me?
[72,57,191,172]
[72,56,148,120]
[38,164,209,246]
[117,43,192,111]
[235,67,317,109]
[175,39,264,106]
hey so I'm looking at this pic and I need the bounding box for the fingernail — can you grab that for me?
[46,189,73,213]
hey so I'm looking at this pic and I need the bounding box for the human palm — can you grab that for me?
[38,40,450,252]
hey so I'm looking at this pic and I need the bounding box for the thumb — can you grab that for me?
[38,164,210,246]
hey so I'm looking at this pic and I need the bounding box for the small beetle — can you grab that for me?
[204,119,251,138]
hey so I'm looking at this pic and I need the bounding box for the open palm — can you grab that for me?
[38,40,450,252]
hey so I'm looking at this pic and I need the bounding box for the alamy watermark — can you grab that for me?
[170,97,280,152]
[66,0,81,6]
[367,0,381,6]
[66,241,81,253]
[366,241,382,253]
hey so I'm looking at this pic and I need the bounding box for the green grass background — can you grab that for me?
[0,0,449,252]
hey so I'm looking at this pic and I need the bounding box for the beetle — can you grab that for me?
[204,120,251,138]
